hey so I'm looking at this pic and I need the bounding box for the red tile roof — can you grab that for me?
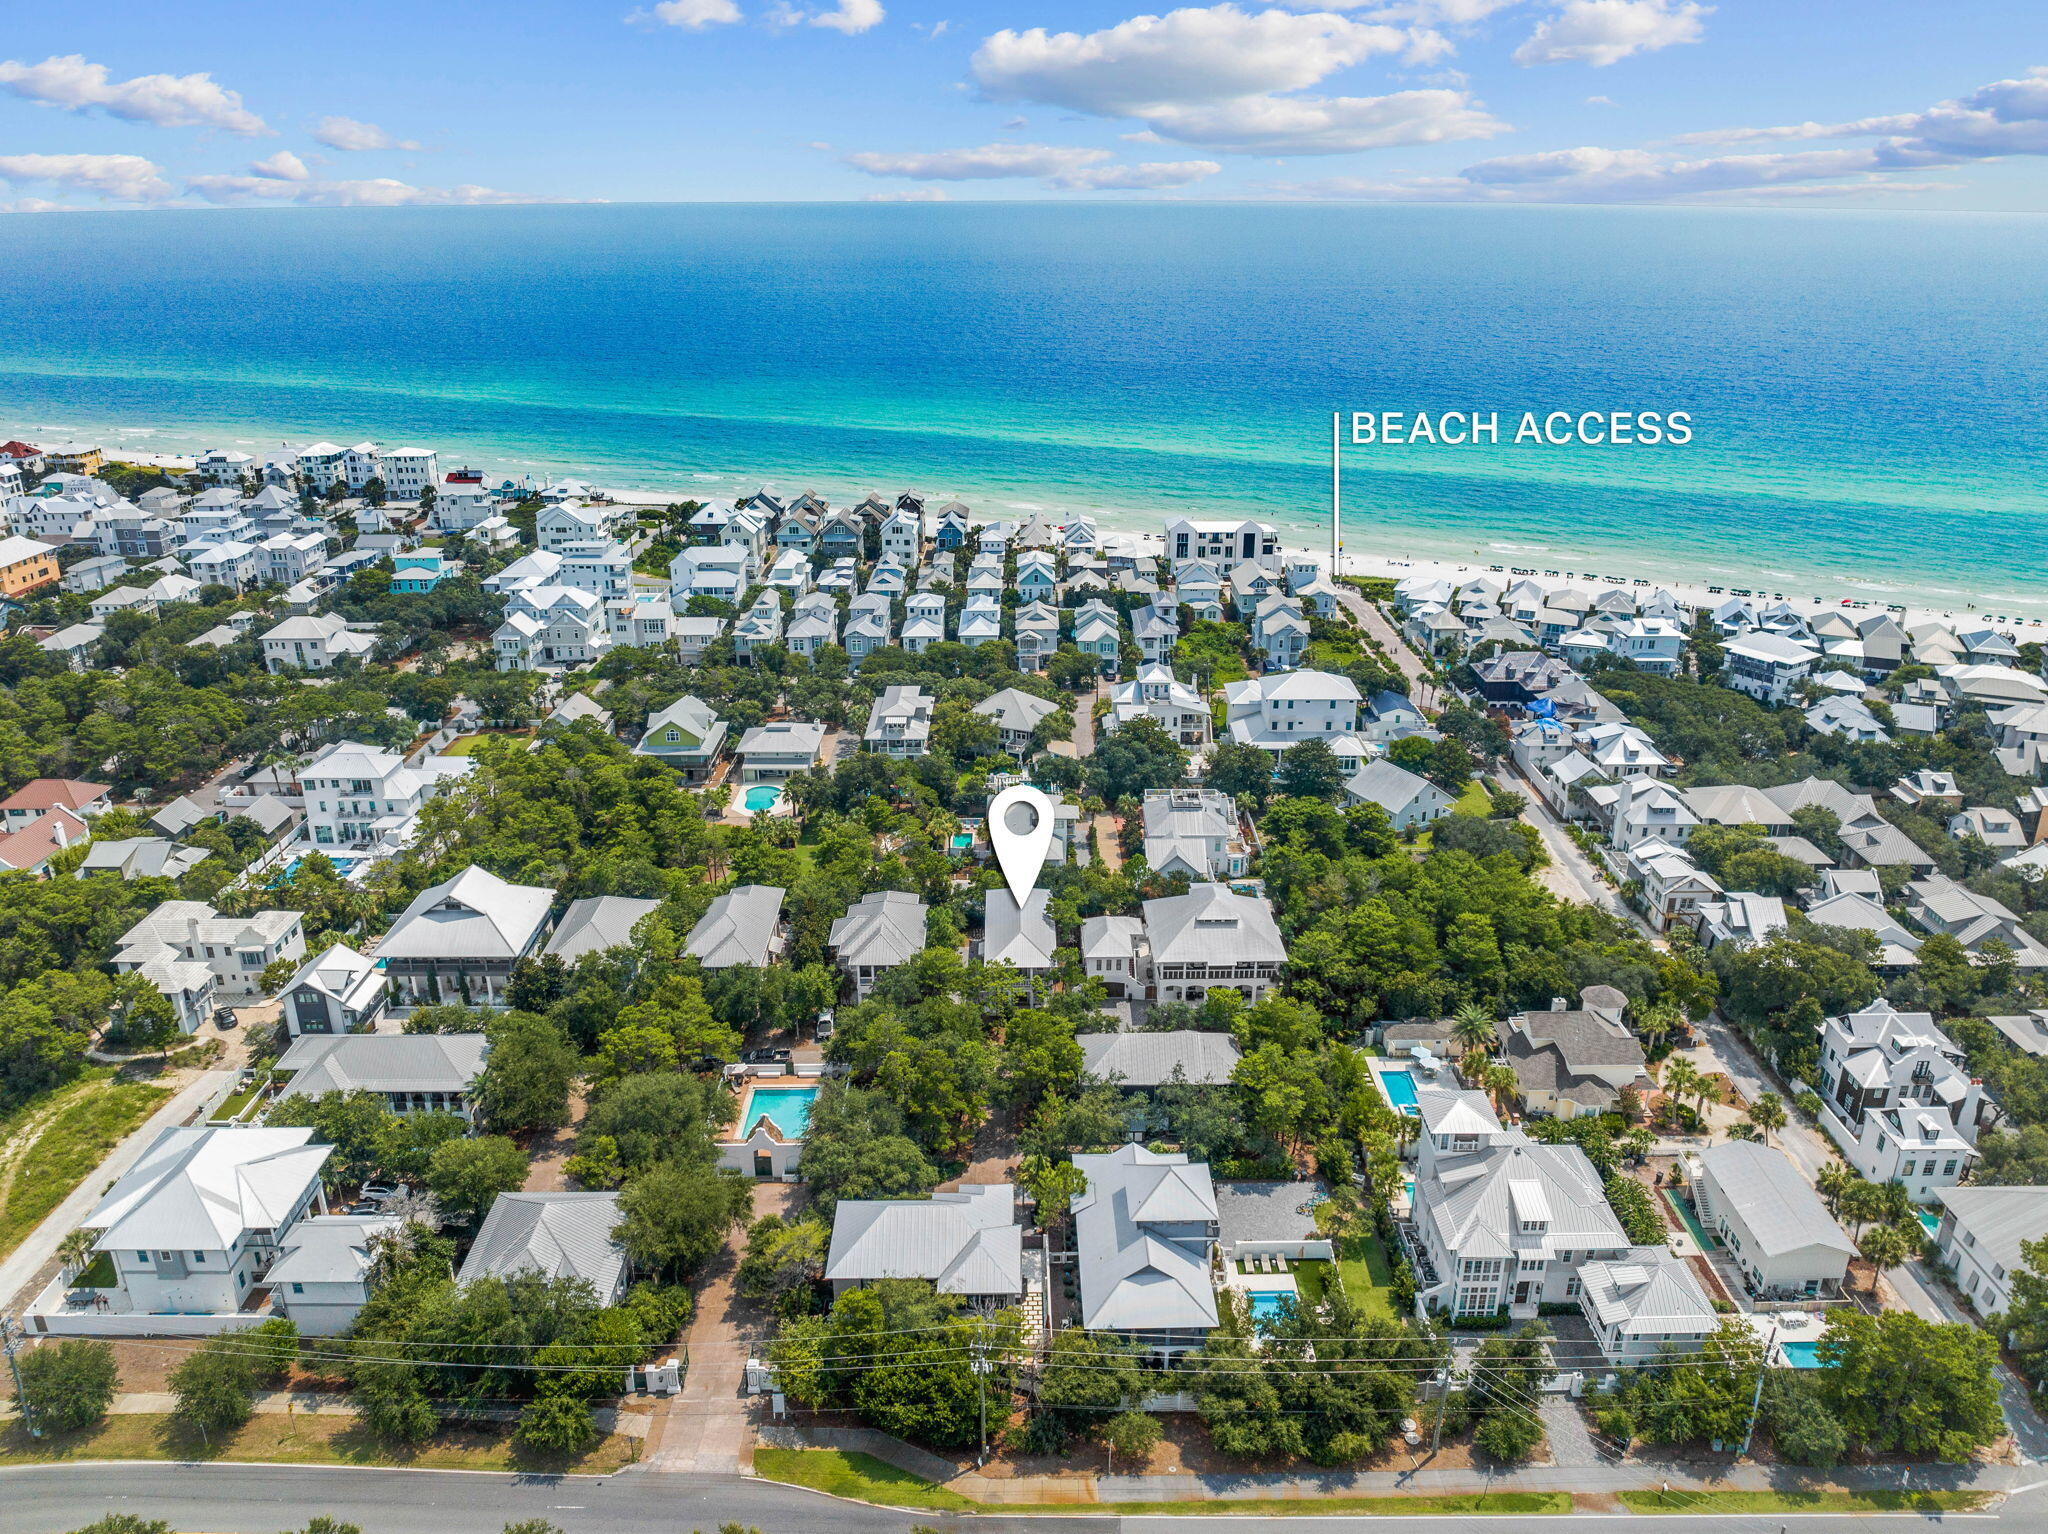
[0,778,111,813]
[0,808,87,871]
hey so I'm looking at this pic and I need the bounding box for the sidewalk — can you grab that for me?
[0,1067,237,1311]
[0,1389,648,1439]
[763,1422,2017,1504]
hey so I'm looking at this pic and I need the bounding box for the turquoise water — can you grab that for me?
[4,204,2046,608]
[742,1084,818,1139]
[1377,1062,1421,1115]
[1918,1209,1942,1238]
[743,784,782,813]
[1779,1340,1826,1369]
[1248,1291,1293,1323]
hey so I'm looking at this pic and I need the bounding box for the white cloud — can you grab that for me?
[1514,0,1708,67]
[1585,93,1616,105]
[844,142,1114,179]
[864,187,952,200]
[636,0,745,25]
[1233,66,2048,202]
[969,3,1504,154]
[1672,68,2048,154]
[769,0,885,31]
[811,0,886,33]
[1139,88,1504,153]
[0,197,71,213]
[311,115,422,152]
[185,174,544,207]
[248,150,311,181]
[1056,158,1222,187]
[0,151,175,202]
[0,54,270,135]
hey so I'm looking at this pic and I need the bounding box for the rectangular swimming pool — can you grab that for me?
[1247,1291,1293,1323]
[1376,1063,1421,1115]
[1779,1340,1826,1369]
[740,1083,819,1139]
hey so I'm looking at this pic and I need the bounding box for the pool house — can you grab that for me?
[717,1072,822,1179]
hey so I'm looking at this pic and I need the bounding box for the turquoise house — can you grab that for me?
[391,552,454,593]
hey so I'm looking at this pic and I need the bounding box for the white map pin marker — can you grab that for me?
[988,784,1057,904]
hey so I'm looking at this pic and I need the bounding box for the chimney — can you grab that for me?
[1551,997,1567,1012]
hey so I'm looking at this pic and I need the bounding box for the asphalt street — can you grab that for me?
[0,1464,2031,1534]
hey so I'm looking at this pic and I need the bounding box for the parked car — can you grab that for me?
[213,1007,239,1028]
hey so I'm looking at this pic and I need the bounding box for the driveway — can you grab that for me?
[641,1181,796,1473]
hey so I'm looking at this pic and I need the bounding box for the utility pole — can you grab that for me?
[1428,1364,1451,1457]
[971,1333,989,1466]
[1,1316,41,1440]
[1736,1328,1771,1458]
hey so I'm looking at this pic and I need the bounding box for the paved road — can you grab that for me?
[0,1463,2028,1534]
[1504,766,1636,925]
[1330,588,1439,710]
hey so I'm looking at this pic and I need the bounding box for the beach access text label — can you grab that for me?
[1350,410,1692,446]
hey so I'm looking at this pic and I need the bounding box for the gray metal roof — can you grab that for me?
[547,895,663,962]
[983,887,1056,971]
[1695,1141,1856,1259]
[1072,1144,1219,1333]
[379,866,553,962]
[829,890,928,968]
[275,1032,489,1099]
[1578,1246,1716,1333]
[685,884,785,969]
[267,1214,400,1286]
[1080,1030,1241,1087]
[1936,1185,2048,1276]
[824,1184,1022,1296]
[1142,883,1284,966]
[456,1191,627,1297]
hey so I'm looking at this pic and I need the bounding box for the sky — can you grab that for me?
[3,0,2047,211]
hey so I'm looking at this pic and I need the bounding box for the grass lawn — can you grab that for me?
[752,1449,978,1510]
[1101,1493,1569,1517]
[1620,1490,1987,1515]
[1334,1233,1400,1320]
[1450,778,1493,817]
[751,1450,1565,1517]
[208,1072,269,1124]
[0,1075,173,1261]
[0,1413,637,1475]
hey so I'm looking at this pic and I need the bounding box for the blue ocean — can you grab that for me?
[1,202,2043,609]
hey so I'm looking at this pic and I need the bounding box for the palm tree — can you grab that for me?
[1873,1178,1917,1231]
[1837,1177,1884,1237]
[57,1227,99,1278]
[1634,999,1681,1056]
[1621,1127,1656,1165]
[1815,1161,1853,1220]
[1660,1058,1702,1128]
[1450,1003,1497,1058]
[1483,1061,1521,1118]
[1745,1091,1787,1145]
[1857,1222,1918,1295]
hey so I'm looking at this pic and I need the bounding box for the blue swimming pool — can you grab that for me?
[744,784,783,813]
[1918,1208,1941,1239]
[1247,1291,1293,1323]
[1779,1340,1827,1369]
[1376,1063,1421,1115]
[741,1083,819,1139]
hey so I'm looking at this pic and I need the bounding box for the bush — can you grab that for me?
[66,1520,172,1534]
[19,1339,119,1432]
[244,1316,299,1386]
[516,1393,600,1457]
[169,1335,257,1438]
[1473,1410,1544,1463]
[1100,1409,1163,1466]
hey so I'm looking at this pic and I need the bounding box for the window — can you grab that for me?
[1944,1159,1958,1175]
[292,1283,304,1294]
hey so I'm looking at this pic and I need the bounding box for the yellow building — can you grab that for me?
[0,535,60,599]
[42,443,105,474]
